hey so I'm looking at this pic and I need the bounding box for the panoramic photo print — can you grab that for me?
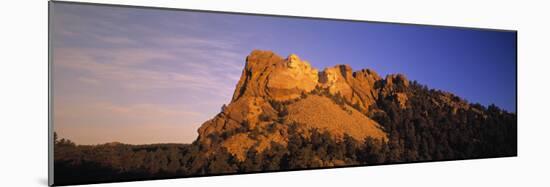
[50,2,517,186]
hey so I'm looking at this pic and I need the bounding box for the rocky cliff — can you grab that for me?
[196,50,424,160]
[53,50,517,183]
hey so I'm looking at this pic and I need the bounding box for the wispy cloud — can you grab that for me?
[153,36,238,50]
[54,46,240,97]
[52,3,247,144]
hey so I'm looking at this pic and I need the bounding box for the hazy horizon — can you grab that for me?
[52,3,516,145]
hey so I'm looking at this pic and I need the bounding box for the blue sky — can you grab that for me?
[52,3,516,144]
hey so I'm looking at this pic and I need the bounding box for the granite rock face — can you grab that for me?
[196,50,415,160]
[231,50,318,102]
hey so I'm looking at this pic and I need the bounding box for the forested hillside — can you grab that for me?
[54,51,516,185]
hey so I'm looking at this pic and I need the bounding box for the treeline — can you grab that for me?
[54,135,198,185]
[54,81,516,185]
[230,80,517,168]
[368,81,517,161]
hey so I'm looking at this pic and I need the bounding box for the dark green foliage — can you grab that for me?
[300,91,309,99]
[259,112,271,121]
[266,123,277,133]
[260,142,287,171]
[207,149,239,174]
[278,106,288,118]
[54,132,75,147]
[207,132,221,143]
[370,82,517,162]
[53,81,517,185]
[268,99,290,124]
[332,92,346,106]
[235,82,517,170]
[53,140,197,185]
[359,137,387,164]
[240,148,264,172]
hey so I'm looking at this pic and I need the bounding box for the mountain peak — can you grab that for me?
[229,50,413,112]
[197,50,399,160]
[53,50,516,179]
[286,53,301,65]
[231,50,319,102]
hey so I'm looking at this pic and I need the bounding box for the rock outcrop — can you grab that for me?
[196,50,415,160]
[231,50,318,102]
